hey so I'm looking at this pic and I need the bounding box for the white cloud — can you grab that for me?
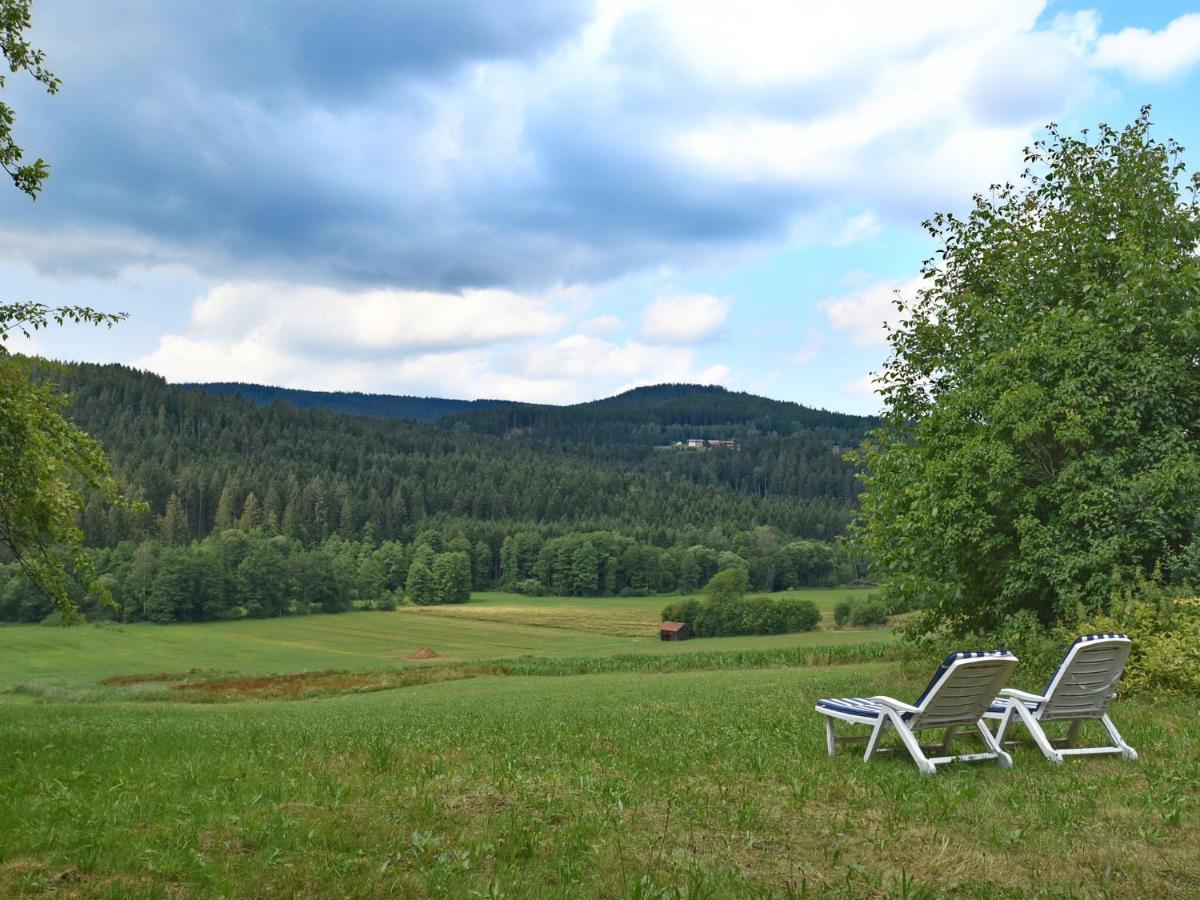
[187,282,566,356]
[834,212,881,246]
[841,373,884,403]
[639,294,730,344]
[823,276,925,346]
[579,314,624,334]
[1092,13,1200,82]
[135,280,732,404]
[788,330,827,364]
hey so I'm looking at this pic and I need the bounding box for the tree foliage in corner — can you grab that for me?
[1,0,58,197]
[1,2,128,620]
[1,310,126,620]
[857,109,1200,634]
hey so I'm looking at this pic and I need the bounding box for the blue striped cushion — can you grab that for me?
[988,698,1040,714]
[816,697,883,720]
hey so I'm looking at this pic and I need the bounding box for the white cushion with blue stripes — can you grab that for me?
[817,649,1014,721]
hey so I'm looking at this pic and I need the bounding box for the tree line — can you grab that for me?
[0,524,862,624]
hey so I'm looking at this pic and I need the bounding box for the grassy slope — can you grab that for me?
[0,589,887,688]
[1,665,1197,898]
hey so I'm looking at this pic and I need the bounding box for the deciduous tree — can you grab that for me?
[857,110,1200,633]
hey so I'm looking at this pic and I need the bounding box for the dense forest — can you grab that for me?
[0,362,874,622]
[189,382,515,422]
[443,384,872,504]
[54,363,867,547]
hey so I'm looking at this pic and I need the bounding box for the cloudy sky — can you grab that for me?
[4,1,1199,413]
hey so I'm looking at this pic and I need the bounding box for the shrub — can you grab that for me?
[834,596,889,628]
[1078,596,1200,695]
[848,599,888,627]
[511,579,546,596]
[905,595,1200,697]
[660,595,819,637]
[833,597,854,627]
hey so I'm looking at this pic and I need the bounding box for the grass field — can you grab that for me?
[2,590,1197,897]
[0,588,884,690]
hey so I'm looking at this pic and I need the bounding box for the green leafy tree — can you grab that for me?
[296,547,342,613]
[237,540,293,617]
[406,560,434,605]
[702,567,749,605]
[857,110,1200,634]
[431,551,471,604]
[0,0,58,197]
[0,352,125,619]
[571,540,600,596]
[0,9,128,620]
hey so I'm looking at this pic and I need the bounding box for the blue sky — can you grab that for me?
[3,0,1198,413]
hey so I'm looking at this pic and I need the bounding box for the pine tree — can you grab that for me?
[213,484,239,532]
[238,492,262,531]
[159,494,189,545]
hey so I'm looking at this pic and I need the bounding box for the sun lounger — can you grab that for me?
[986,633,1137,763]
[816,650,1018,775]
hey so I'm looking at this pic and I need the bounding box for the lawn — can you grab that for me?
[1,663,1196,897]
[2,591,1194,897]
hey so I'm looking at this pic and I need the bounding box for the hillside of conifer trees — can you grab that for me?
[55,363,870,550]
[0,362,879,623]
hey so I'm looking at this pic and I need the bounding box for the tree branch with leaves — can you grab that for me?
[0,0,58,198]
[0,1,134,621]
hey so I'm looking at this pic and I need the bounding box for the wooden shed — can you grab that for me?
[659,621,692,641]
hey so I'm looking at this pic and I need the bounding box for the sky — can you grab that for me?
[3,0,1199,414]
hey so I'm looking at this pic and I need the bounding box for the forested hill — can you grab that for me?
[186,380,876,506]
[447,382,872,438]
[444,383,876,505]
[185,382,514,422]
[46,363,861,550]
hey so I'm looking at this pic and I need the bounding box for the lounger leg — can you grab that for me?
[994,703,1018,746]
[886,711,936,776]
[939,725,958,753]
[1063,720,1081,749]
[975,720,1013,769]
[864,716,888,762]
[824,717,837,757]
[1016,704,1063,764]
[1101,714,1138,761]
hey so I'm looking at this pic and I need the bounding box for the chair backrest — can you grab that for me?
[913,650,1018,729]
[1040,634,1131,721]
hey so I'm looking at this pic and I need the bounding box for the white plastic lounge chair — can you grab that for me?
[985,633,1137,763]
[815,650,1018,775]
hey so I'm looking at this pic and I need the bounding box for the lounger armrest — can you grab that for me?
[870,695,920,715]
[998,688,1045,703]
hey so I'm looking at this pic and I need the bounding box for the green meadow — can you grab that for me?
[0,588,879,688]
[1,591,1197,897]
